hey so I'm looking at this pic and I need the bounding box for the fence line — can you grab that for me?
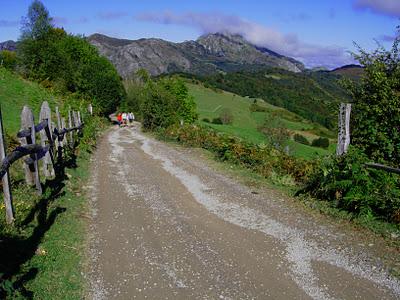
[0,102,87,224]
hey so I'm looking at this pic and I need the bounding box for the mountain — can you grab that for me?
[87,33,305,78]
[331,64,364,80]
[0,40,17,51]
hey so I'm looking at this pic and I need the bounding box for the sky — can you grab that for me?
[1,0,399,69]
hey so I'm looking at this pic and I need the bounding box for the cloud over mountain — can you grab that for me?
[136,11,353,68]
[353,0,400,17]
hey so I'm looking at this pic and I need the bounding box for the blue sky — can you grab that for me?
[1,0,399,68]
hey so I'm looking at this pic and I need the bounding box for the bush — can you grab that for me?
[161,124,314,183]
[249,103,267,112]
[219,108,234,125]
[212,117,223,124]
[202,118,210,123]
[311,137,329,148]
[302,147,400,222]
[294,134,310,145]
[0,50,17,70]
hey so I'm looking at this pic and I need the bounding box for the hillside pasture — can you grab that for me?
[188,82,336,160]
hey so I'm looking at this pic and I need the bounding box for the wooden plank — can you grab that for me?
[61,117,68,145]
[39,101,54,177]
[20,106,42,195]
[68,110,74,147]
[365,163,400,175]
[0,106,14,224]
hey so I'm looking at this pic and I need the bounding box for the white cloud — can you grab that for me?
[353,0,400,17]
[136,11,354,69]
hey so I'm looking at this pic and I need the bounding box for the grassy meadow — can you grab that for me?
[0,68,60,135]
[187,82,336,160]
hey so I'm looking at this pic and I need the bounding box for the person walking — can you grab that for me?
[117,113,122,127]
[122,112,127,126]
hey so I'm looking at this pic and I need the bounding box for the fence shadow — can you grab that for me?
[0,149,78,299]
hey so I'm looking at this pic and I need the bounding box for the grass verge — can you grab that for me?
[0,116,107,299]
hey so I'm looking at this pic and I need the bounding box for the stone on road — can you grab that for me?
[87,126,400,299]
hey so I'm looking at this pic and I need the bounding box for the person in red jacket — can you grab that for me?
[117,113,122,127]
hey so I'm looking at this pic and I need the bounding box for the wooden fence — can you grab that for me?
[0,101,86,224]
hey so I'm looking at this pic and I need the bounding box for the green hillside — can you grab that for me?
[0,67,59,134]
[183,68,350,130]
[188,82,336,160]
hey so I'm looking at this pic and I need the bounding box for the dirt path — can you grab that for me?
[87,125,400,299]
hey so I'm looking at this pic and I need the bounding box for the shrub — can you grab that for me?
[0,51,17,70]
[293,134,310,145]
[250,103,267,112]
[219,108,234,125]
[212,117,223,124]
[202,118,210,123]
[311,137,329,148]
[302,147,400,222]
[161,124,314,183]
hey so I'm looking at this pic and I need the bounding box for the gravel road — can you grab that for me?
[87,125,400,299]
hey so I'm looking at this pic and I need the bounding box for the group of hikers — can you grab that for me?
[117,112,135,127]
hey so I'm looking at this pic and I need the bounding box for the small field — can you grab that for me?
[187,82,336,160]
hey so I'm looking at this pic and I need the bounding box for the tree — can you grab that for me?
[20,0,53,40]
[345,29,400,165]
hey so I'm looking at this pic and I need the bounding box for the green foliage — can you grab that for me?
[0,51,17,70]
[259,113,290,148]
[294,134,310,145]
[202,118,210,123]
[20,0,53,40]
[311,137,329,148]
[344,36,400,166]
[249,103,267,112]
[212,117,223,124]
[158,76,198,124]
[181,68,350,129]
[123,72,197,130]
[303,147,400,223]
[162,124,313,184]
[141,82,181,129]
[17,3,125,115]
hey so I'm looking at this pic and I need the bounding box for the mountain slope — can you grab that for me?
[182,68,350,129]
[87,33,304,78]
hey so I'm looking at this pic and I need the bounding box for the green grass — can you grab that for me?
[0,67,96,299]
[188,82,335,159]
[0,67,59,135]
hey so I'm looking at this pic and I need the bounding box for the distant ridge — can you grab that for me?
[0,40,17,51]
[331,64,364,80]
[87,32,305,78]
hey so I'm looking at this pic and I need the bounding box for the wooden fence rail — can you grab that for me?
[0,102,88,224]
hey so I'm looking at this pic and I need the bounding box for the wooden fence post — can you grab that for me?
[20,106,42,195]
[336,103,351,156]
[0,106,14,224]
[39,101,55,177]
[68,110,74,147]
[55,107,63,161]
[61,117,67,145]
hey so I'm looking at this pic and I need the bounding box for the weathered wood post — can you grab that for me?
[55,107,63,162]
[336,103,352,156]
[0,106,14,224]
[39,101,55,177]
[61,117,68,145]
[88,103,93,115]
[68,110,74,147]
[20,106,42,195]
